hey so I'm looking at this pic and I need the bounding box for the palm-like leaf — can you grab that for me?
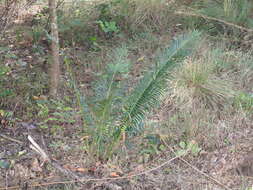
[124,31,201,133]
[92,46,130,120]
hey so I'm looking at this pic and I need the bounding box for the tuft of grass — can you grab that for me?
[169,56,235,110]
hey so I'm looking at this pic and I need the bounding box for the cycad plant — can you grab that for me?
[66,31,201,161]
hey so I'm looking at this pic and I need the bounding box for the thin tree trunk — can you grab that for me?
[49,0,60,96]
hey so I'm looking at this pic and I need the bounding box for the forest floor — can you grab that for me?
[1,1,253,190]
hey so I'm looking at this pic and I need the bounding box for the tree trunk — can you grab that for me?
[49,0,60,96]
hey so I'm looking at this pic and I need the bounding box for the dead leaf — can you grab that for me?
[75,167,88,173]
[81,136,89,140]
[137,56,145,62]
[110,172,120,177]
[63,164,75,171]
[0,110,4,116]
[32,95,47,101]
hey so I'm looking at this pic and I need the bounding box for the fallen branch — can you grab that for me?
[175,9,253,33]
[28,135,49,162]
[27,135,86,184]
[0,134,23,144]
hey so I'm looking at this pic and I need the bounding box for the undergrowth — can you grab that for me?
[160,42,253,149]
[1,0,253,188]
[65,31,201,162]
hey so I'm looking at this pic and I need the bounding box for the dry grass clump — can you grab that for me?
[168,56,235,111]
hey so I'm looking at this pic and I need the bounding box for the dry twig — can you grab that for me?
[160,138,231,190]
[0,134,23,144]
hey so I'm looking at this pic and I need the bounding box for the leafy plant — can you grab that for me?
[140,134,166,162]
[30,25,45,44]
[66,45,131,161]
[0,109,14,128]
[176,140,201,156]
[66,31,201,161]
[88,36,101,51]
[0,46,10,62]
[36,100,76,135]
[96,20,120,35]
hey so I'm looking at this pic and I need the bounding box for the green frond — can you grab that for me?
[91,45,130,119]
[124,31,201,132]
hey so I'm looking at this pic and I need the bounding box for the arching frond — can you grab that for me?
[124,31,201,133]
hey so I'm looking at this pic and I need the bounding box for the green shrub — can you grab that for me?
[92,0,178,34]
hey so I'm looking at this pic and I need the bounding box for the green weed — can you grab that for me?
[36,100,76,135]
[176,140,201,156]
[234,92,253,113]
[96,20,120,34]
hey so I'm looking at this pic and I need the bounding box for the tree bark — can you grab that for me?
[49,0,60,96]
